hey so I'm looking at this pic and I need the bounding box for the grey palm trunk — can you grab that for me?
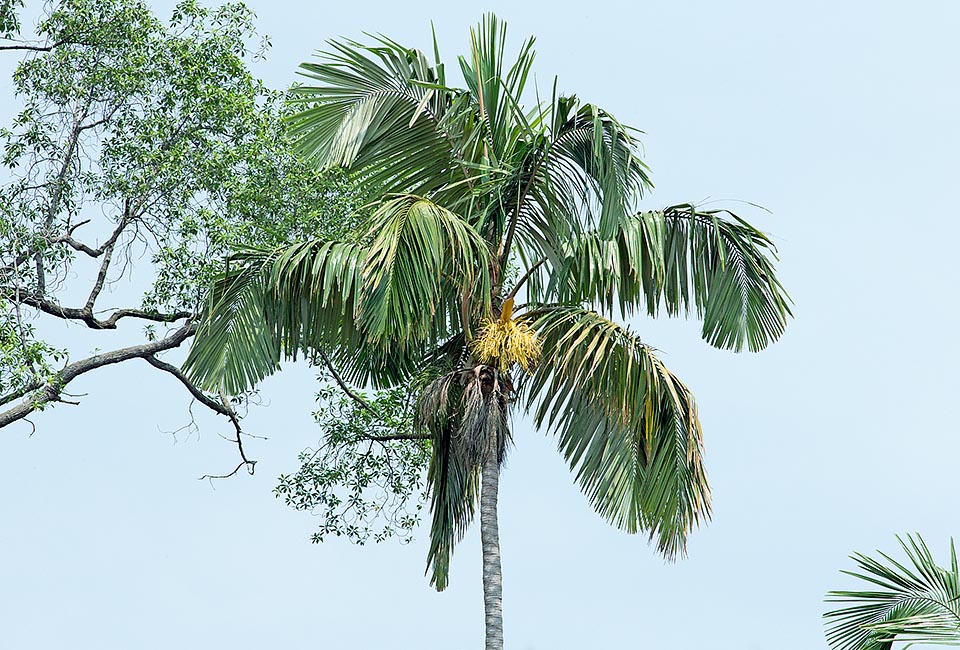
[480,428,504,650]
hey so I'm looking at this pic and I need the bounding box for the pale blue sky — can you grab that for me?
[2,1,958,649]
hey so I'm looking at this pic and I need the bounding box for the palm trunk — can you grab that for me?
[480,432,503,650]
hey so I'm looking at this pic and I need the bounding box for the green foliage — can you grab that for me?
[542,204,791,351]
[0,302,64,397]
[825,534,960,649]
[522,306,709,559]
[276,380,430,545]
[0,0,362,393]
[0,0,23,38]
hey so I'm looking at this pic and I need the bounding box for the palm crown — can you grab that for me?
[183,15,791,594]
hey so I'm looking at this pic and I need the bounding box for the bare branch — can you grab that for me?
[55,213,129,258]
[318,349,382,420]
[144,354,259,478]
[0,323,196,428]
[5,287,191,329]
[0,39,73,52]
[199,462,248,481]
[143,354,240,430]
[99,308,193,328]
[83,203,131,311]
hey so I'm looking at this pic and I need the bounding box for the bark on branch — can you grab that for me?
[0,323,196,428]
[8,290,191,329]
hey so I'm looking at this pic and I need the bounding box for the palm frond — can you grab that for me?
[419,364,510,591]
[359,195,492,351]
[543,204,791,352]
[659,204,791,351]
[520,306,710,559]
[183,241,364,394]
[457,13,537,166]
[182,246,279,394]
[288,35,476,207]
[825,534,960,649]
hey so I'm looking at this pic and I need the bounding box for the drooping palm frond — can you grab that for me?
[543,204,791,352]
[659,204,791,351]
[185,195,493,392]
[546,100,652,236]
[519,306,710,559]
[539,210,662,316]
[183,241,364,394]
[825,534,960,650]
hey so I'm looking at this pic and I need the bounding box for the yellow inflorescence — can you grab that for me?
[470,298,541,373]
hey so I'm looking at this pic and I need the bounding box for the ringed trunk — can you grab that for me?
[480,429,504,650]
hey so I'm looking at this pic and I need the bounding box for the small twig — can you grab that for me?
[199,463,248,481]
[367,433,429,442]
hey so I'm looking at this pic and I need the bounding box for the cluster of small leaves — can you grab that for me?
[0,0,22,38]
[275,378,431,545]
[0,302,64,396]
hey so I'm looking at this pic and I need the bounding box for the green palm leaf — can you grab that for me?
[288,35,476,207]
[183,240,364,394]
[660,204,791,351]
[185,195,493,392]
[181,247,278,395]
[545,204,791,352]
[825,534,960,649]
[513,97,652,262]
[520,306,710,558]
[359,195,492,350]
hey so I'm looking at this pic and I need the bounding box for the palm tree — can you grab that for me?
[825,534,960,649]
[183,15,791,649]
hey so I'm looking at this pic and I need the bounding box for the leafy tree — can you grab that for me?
[825,534,960,649]
[185,15,792,649]
[0,0,364,472]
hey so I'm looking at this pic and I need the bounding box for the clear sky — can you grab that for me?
[1,1,958,648]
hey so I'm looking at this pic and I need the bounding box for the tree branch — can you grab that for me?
[143,354,239,428]
[0,324,196,428]
[35,103,89,295]
[318,349,382,420]
[144,354,258,478]
[8,290,192,329]
[0,39,74,52]
[56,212,129,258]
[366,433,429,441]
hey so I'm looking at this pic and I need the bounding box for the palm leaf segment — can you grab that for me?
[183,14,791,592]
[825,534,960,649]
